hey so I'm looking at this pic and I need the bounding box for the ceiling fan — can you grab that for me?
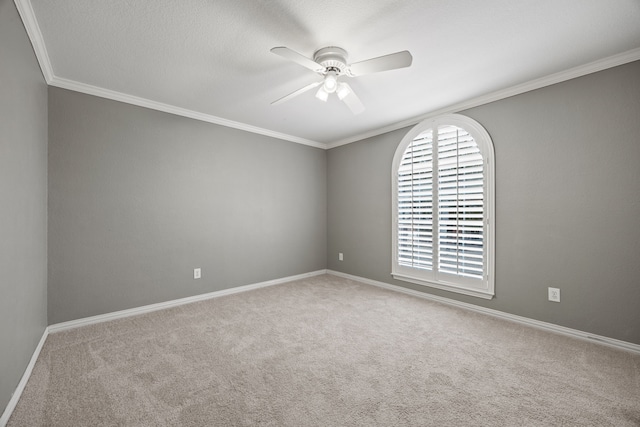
[270,46,412,115]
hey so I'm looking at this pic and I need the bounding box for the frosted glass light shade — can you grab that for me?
[323,71,338,93]
[337,82,351,100]
[315,86,329,102]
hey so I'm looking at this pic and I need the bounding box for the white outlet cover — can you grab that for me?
[194,268,201,279]
[339,253,344,261]
[548,287,560,302]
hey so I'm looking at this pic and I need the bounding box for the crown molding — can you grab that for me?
[14,0,640,151]
[14,0,54,82]
[49,77,327,149]
[326,47,640,149]
[14,0,326,149]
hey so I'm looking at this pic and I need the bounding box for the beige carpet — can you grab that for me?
[8,274,640,426]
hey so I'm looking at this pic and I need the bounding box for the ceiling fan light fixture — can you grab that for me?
[337,82,351,100]
[271,45,412,115]
[315,86,329,102]
[323,70,338,93]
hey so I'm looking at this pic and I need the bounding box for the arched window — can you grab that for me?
[392,114,495,299]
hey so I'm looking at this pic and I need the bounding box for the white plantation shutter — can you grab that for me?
[392,114,494,299]
[398,130,433,270]
[437,125,484,280]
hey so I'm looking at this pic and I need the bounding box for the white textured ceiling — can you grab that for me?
[25,0,640,146]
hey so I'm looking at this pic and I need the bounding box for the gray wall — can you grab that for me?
[48,88,327,324]
[328,61,640,345]
[0,0,48,415]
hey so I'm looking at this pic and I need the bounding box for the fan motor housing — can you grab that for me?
[313,47,348,75]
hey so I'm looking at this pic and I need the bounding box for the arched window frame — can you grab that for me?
[392,113,495,299]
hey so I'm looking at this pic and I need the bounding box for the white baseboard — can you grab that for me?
[0,327,49,427]
[4,268,635,426]
[48,270,327,333]
[327,270,640,355]
[1,269,327,425]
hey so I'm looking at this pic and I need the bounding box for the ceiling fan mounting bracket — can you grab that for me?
[313,46,348,75]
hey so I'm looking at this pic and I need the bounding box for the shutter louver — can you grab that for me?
[396,125,484,280]
[398,130,433,270]
[437,125,484,279]
[393,114,493,299]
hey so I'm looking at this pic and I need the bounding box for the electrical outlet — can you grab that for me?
[339,253,344,261]
[548,287,560,302]
[194,268,201,279]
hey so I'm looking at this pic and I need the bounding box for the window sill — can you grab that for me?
[392,273,494,300]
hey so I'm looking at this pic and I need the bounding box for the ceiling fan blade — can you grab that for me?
[271,47,325,73]
[348,50,413,76]
[339,83,365,115]
[271,81,322,105]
